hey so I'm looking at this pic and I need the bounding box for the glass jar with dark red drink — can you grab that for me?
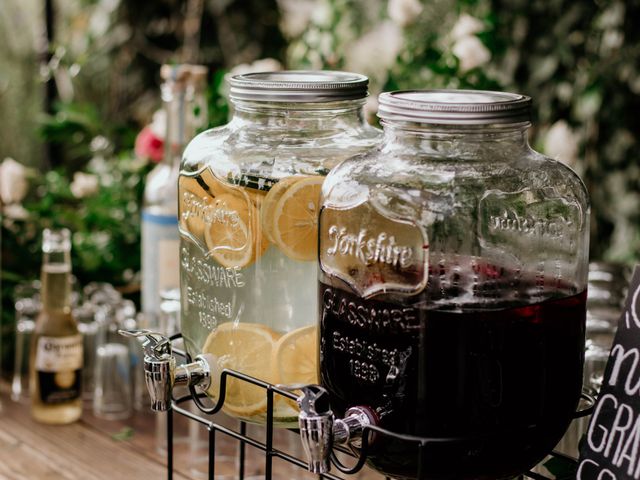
[317,90,590,479]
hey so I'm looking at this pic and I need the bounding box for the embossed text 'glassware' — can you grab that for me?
[179,71,381,426]
[318,90,590,479]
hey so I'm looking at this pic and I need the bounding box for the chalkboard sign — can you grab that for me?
[578,265,640,479]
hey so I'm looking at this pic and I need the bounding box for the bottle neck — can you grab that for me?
[40,249,72,313]
[230,99,369,131]
[380,121,531,159]
[161,83,207,168]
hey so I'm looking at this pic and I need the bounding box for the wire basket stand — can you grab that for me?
[166,334,595,480]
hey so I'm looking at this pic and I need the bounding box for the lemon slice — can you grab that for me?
[272,324,319,386]
[203,322,278,417]
[260,176,302,244]
[204,193,265,268]
[271,176,324,261]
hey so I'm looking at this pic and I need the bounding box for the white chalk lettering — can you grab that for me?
[577,459,600,479]
[614,414,640,475]
[605,403,634,458]
[589,394,619,453]
[608,344,640,395]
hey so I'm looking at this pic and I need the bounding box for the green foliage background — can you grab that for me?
[1,0,639,372]
[287,0,640,263]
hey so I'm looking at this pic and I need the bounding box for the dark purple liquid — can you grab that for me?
[319,282,586,479]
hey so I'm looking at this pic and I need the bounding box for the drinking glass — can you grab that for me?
[11,281,41,401]
[93,342,132,420]
[155,289,186,454]
[75,303,99,401]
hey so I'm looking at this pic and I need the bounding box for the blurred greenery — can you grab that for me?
[286,0,640,263]
[1,0,285,371]
[2,0,640,374]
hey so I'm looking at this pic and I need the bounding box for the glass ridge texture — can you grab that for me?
[318,90,590,479]
[179,70,380,426]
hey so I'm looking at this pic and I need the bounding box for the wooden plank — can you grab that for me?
[0,386,381,480]
[0,427,76,480]
[0,399,189,480]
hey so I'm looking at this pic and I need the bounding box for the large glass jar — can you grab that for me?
[318,90,590,479]
[179,71,380,426]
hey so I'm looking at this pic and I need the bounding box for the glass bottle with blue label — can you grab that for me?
[317,90,590,479]
[141,64,207,330]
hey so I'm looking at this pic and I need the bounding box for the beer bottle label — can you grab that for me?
[35,335,83,404]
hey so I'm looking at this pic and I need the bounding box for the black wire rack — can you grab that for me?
[166,334,595,480]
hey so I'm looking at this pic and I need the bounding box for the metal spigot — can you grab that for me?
[286,385,378,474]
[119,329,212,412]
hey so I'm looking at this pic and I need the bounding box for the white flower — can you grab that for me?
[70,172,99,198]
[277,0,317,38]
[388,0,423,28]
[344,21,404,88]
[149,109,167,140]
[3,203,28,220]
[452,35,491,72]
[311,2,332,27]
[228,58,283,78]
[0,158,28,204]
[544,120,580,167]
[450,14,484,41]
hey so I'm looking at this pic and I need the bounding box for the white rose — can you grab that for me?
[311,1,332,27]
[70,172,99,198]
[344,21,404,88]
[388,0,423,28]
[149,109,167,140]
[277,0,317,38]
[451,14,484,41]
[452,35,491,72]
[0,157,28,204]
[544,120,580,167]
[3,203,28,220]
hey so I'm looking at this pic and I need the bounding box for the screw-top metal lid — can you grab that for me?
[229,71,369,103]
[378,90,531,125]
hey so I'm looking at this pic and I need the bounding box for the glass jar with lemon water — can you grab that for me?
[179,71,380,425]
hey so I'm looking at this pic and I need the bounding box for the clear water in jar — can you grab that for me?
[179,169,322,426]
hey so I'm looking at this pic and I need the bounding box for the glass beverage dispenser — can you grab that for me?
[129,71,379,427]
[301,90,590,479]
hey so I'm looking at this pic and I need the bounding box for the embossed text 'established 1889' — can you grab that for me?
[326,226,413,269]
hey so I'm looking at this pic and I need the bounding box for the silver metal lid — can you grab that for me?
[378,90,531,125]
[229,71,369,103]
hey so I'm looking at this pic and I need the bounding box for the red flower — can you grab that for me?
[134,126,164,163]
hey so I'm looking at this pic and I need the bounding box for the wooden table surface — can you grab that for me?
[0,384,580,480]
[0,384,381,480]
